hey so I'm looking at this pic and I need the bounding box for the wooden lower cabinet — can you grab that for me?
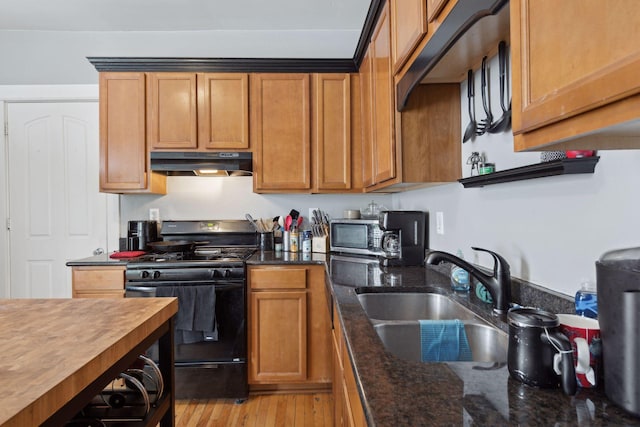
[71,266,125,298]
[247,265,331,390]
[332,301,366,427]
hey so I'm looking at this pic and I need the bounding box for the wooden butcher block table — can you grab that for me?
[0,298,178,427]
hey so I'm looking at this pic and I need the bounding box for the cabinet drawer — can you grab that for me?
[249,267,307,289]
[72,267,125,291]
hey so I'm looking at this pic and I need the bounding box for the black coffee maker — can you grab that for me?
[127,220,158,251]
[378,211,427,267]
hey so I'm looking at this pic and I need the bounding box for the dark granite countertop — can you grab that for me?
[325,260,639,426]
[246,250,327,266]
[68,249,639,425]
[65,253,130,266]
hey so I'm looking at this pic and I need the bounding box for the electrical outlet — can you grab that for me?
[436,211,444,235]
[309,208,318,222]
[149,208,160,221]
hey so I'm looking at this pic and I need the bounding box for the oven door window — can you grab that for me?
[126,281,245,364]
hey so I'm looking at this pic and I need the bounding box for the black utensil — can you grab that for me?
[462,69,476,142]
[489,41,511,133]
[476,56,493,136]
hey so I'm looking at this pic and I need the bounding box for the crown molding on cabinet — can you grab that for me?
[87,57,358,73]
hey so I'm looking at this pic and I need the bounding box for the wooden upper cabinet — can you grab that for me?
[147,73,198,149]
[197,73,249,149]
[371,1,396,185]
[252,73,311,192]
[147,72,249,151]
[427,0,449,22]
[511,0,640,151]
[313,74,352,192]
[99,72,165,194]
[390,0,428,74]
[360,48,375,188]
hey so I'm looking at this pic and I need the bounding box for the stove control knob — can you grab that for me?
[141,271,150,279]
[210,269,220,278]
[223,269,231,278]
[153,271,161,279]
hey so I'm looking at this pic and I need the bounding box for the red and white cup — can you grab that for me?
[557,314,602,388]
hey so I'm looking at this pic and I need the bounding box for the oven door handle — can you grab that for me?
[125,285,158,294]
[126,282,243,290]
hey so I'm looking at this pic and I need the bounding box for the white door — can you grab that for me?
[7,101,112,298]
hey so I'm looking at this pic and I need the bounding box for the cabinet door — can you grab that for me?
[360,48,375,188]
[512,0,640,150]
[313,74,352,191]
[249,290,308,383]
[147,73,198,149]
[340,318,367,426]
[251,74,311,192]
[391,0,427,73]
[371,2,397,185]
[198,73,249,149]
[99,73,150,192]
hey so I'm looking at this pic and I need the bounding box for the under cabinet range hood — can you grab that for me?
[150,151,252,176]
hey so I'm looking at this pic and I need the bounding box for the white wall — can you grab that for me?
[0,30,360,85]
[120,177,392,232]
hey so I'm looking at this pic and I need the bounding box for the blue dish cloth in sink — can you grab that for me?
[419,319,472,362]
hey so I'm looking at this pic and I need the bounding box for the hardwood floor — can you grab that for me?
[175,393,333,426]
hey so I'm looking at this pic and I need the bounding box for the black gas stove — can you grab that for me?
[125,220,257,282]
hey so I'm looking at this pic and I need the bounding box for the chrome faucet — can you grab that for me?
[425,247,512,314]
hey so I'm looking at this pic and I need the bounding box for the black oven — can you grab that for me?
[124,220,256,401]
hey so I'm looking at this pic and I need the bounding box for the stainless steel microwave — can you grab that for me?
[329,219,384,256]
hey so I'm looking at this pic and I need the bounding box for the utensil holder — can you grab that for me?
[283,231,291,252]
[258,232,274,251]
[312,235,329,253]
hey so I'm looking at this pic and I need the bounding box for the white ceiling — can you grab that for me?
[0,0,371,51]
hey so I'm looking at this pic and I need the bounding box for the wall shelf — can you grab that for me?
[458,157,600,188]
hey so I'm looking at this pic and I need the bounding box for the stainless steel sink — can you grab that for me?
[357,292,507,363]
[357,292,480,321]
[372,321,508,363]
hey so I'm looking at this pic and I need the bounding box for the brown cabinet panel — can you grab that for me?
[71,266,125,298]
[512,0,640,151]
[391,0,428,73]
[252,74,311,192]
[398,84,461,183]
[371,1,397,185]
[197,73,250,149]
[360,49,375,188]
[249,290,308,383]
[147,73,198,149]
[99,73,166,194]
[313,74,352,191]
[332,301,366,427]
